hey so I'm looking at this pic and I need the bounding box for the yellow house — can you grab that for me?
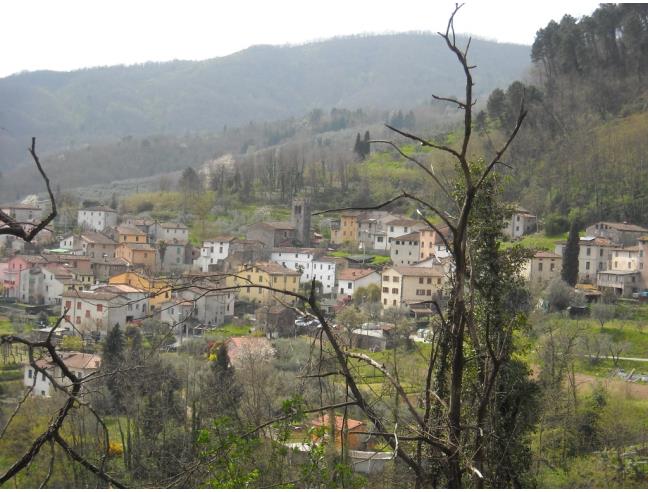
[109,271,171,311]
[331,212,360,246]
[115,243,157,269]
[116,225,148,244]
[227,262,301,305]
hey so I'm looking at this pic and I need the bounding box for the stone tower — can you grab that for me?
[292,196,311,247]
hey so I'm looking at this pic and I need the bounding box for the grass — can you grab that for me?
[0,318,14,335]
[501,231,568,251]
[206,323,254,340]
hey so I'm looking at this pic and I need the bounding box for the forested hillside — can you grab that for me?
[482,4,648,228]
[0,33,529,170]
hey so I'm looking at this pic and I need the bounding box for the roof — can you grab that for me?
[592,222,648,232]
[62,290,124,301]
[311,414,364,431]
[79,206,117,213]
[388,265,444,276]
[612,245,643,252]
[16,255,48,265]
[204,236,236,243]
[598,269,641,275]
[253,262,300,275]
[391,232,420,242]
[120,243,156,251]
[116,224,147,236]
[99,284,148,294]
[249,221,295,231]
[0,203,41,210]
[226,336,275,365]
[385,218,422,227]
[33,351,102,371]
[534,251,561,259]
[91,256,130,266]
[557,236,619,247]
[80,232,116,245]
[338,268,378,281]
[272,247,325,255]
[159,222,188,229]
[41,265,74,279]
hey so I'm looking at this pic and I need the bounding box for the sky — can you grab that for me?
[0,0,601,78]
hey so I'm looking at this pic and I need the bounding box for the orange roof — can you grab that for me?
[311,414,364,431]
[337,268,377,281]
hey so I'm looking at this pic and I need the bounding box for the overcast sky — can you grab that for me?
[0,0,601,78]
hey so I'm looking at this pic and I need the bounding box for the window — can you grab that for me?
[550,263,555,272]
[42,373,46,382]
[427,278,432,284]
[258,276,263,283]
[416,289,425,295]
[383,298,387,305]
[389,226,394,232]
[347,282,352,289]
[77,301,81,309]
[65,300,71,309]
[419,277,424,284]
[392,288,398,294]
[586,247,591,255]
[393,300,397,306]
[427,289,432,296]
[538,262,543,272]
[97,304,103,312]
[383,275,389,282]
[614,261,618,268]
[599,262,603,270]
[28,369,33,378]
[377,236,384,243]
[246,287,250,293]
[382,287,389,293]
[392,276,399,282]
[395,249,399,255]
[585,261,590,270]
[600,249,604,256]
[258,288,262,294]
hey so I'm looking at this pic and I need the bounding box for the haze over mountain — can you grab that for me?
[0,32,529,170]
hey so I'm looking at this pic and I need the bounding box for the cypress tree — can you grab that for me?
[562,220,580,286]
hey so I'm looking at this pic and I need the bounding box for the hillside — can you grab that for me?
[0,33,530,170]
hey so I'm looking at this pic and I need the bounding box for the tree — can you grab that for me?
[102,324,125,412]
[562,220,580,286]
[591,302,615,329]
[545,278,574,311]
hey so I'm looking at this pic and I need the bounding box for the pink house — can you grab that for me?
[3,255,48,298]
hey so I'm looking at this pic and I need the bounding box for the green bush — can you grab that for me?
[0,369,22,382]
[544,213,570,236]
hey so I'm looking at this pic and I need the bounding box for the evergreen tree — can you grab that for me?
[562,220,580,286]
[353,132,363,159]
[103,324,125,412]
[362,130,371,157]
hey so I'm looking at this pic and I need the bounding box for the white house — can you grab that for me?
[194,236,236,272]
[61,290,130,337]
[384,218,426,247]
[555,236,619,284]
[23,352,101,398]
[502,208,537,240]
[151,222,189,243]
[270,248,342,294]
[77,206,118,232]
[389,232,421,266]
[337,268,381,299]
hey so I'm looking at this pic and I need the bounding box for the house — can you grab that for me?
[3,255,49,298]
[310,414,367,451]
[225,336,276,369]
[115,243,157,269]
[61,290,131,337]
[555,236,619,284]
[597,270,641,297]
[77,206,117,232]
[159,240,193,272]
[246,221,297,248]
[337,268,381,299]
[390,232,420,266]
[121,216,155,235]
[255,305,297,338]
[330,211,361,246]
[357,211,401,252]
[586,222,648,247]
[1,202,43,225]
[419,226,452,261]
[270,247,342,294]
[19,266,45,304]
[40,265,80,305]
[23,352,101,397]
[352,323,395,351]
[380,265,446,310]
[151,222,189,243]
[523,251,562,285]
[194,236,236,272]
[227,262,301,305]
[71,232,118,260]
[90,256,130,283]
[108,271,172,312]
[384,218,426,245]
[502,208,537,239]
[114,224,148,244]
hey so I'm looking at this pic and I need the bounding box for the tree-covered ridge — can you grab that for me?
[480,4,648,230]
[0,33,529,170]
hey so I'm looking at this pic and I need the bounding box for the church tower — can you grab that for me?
[292,196,311,247]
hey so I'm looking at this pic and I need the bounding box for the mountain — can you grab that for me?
[0,33,530,169]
